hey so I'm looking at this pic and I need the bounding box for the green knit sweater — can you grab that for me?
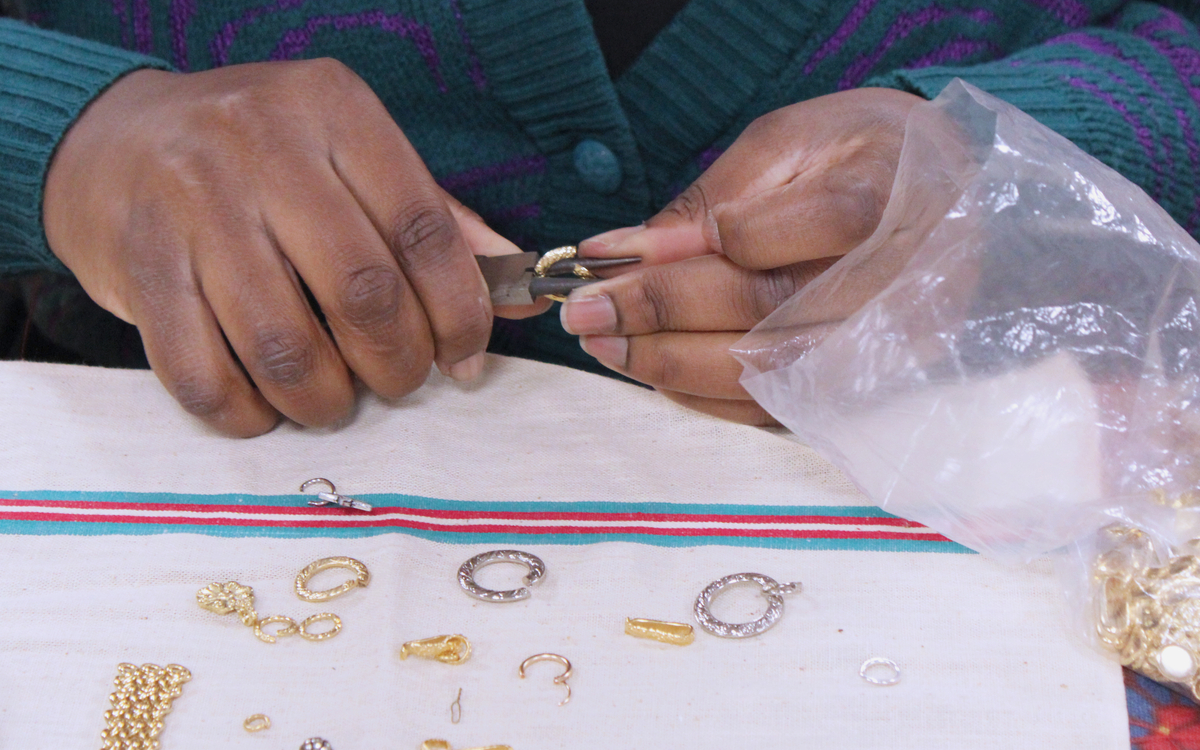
[2,0,1200,372]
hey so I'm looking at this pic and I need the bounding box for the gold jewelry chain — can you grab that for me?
[100,663,191,750]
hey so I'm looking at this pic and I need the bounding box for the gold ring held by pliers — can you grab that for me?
[294,556,370,602]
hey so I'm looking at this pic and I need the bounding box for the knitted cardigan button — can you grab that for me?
[573,139,623,194]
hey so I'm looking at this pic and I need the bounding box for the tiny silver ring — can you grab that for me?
[458,550,546,602]
[859,657,902,686]
[693,572,800,638]
[300,477,336,494]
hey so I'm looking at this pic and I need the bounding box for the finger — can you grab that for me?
[712,144,896,270]
[196,218,356,427]
[263,176,436,398]
[124,223,279,436]
[444,192,552,321]
[561,254,835,337]
[581,331,753,401]
[329,101,492,376]
[658,388,780,427]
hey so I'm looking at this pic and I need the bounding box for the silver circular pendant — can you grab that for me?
[693,572,800,638]
[458,549,546,602]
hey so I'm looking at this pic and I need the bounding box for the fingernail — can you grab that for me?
[560,293,617,335]
[578,224,644,255]
[580,335,628,369]
[446,352,486,382]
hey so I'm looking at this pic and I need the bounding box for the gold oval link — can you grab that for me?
[299,612,343,641]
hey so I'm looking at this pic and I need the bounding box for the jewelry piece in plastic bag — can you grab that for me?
[693,573,800,638]
[624,617,695,645]
[518,653,572,706]
[300,478,373,512]
[300,739,333,750]
[400,634,473,664]
[295,556,371,602]
[458,550,546,602]
[100,663,191,750]
[243,714,271,732]
[1092,525,1200,692]
[859,657,902,686]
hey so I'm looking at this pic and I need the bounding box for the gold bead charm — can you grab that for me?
[400,635,473,664]
[197,581,259,626]
[100,663,191,750]
[624,617,695,646]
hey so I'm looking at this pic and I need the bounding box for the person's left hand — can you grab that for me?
[559,88,922,424]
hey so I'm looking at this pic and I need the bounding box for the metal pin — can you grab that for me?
[450,688,463,724]
[624,617,695,646]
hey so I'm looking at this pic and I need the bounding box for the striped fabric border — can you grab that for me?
[0,490,969,552]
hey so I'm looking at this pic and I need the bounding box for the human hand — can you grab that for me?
[43,60,548,437]
[560,88,923,424]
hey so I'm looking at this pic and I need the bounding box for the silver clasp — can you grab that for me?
[300,478,373,512]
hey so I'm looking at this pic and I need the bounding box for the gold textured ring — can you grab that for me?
[243,714,271,733]
[295,556,370,602]
[299,612,343,641]
[254,615,299,644]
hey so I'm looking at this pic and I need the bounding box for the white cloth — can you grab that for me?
[0,357,1127,749]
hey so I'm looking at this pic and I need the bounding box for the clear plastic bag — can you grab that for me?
[732,79,1200,692]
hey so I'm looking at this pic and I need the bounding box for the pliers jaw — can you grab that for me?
[477,247,640,305]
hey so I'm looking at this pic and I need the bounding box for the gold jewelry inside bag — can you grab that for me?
[100,662,191,750]
[243,714,271,733]
[295,556,371,602]
[400,634,473,664]
[1093,525,1200,697]
[624,617,695,646]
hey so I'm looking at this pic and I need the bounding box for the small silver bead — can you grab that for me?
[300,739,333,750]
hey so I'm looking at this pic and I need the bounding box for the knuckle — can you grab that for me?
[336,263,404,331]
[439,304,493,358]
[293,57,360,91]
[742,268,803,321]
[253,328,316,389]
[820,160,892,242]
[628,278,674,332]
[659,182,712,224]
[172,374,233,419]
[390,202,457,270]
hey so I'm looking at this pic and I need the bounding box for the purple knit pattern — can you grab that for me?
[449,0,487,91]
[803,0,881,75]
[838,5,996,90]
[1062,73,1166,198]
[904,36,999,69]
[169,0,196,71]
[437,154,547,195]
[111,0,131,49]
[484,203,541,223]
[133,0,152,54]
[211,0,309,67]
[268,12,446,92]
[1021,0,1089,29]
[1132,10,1200,229]
[1049,31,1198,220]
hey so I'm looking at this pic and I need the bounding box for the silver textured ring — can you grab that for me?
[693,572,800,638]
[458,549,546,602]
[859,657,902,686]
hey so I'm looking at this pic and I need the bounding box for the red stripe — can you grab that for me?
[0,498,925,529]
[0,510,952,541]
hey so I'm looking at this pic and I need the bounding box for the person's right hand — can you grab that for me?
[43,60,546,437]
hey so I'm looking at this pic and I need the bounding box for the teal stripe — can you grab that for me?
[2,489,901,518]
[0,518,971,553]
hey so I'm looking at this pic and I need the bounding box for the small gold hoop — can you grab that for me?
[243,714,271,733]
[295,556,370,602]
[253,615,299,644]
[299,612,342,641]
